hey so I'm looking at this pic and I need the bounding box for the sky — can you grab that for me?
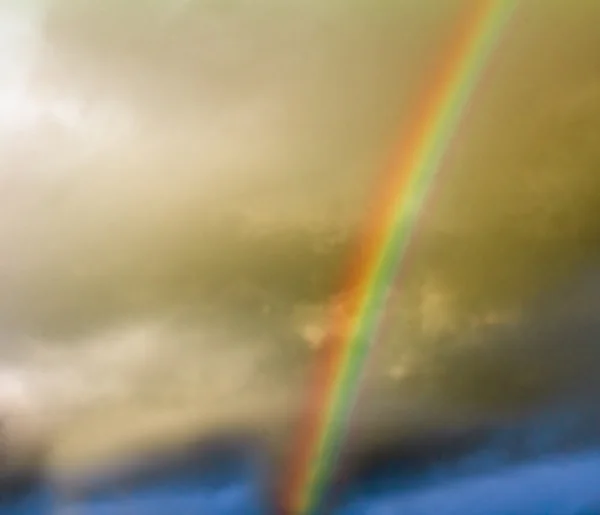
[0,0,597,333]
[0,0,600,477]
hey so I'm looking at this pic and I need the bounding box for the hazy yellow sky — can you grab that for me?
[0,0,599,339]
[1,0,600,471]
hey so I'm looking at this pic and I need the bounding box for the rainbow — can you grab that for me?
[280,1,519,514]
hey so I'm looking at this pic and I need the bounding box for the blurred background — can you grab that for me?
[1,0,600,512]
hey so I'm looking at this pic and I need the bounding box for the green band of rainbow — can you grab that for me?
[282,2,518,513]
